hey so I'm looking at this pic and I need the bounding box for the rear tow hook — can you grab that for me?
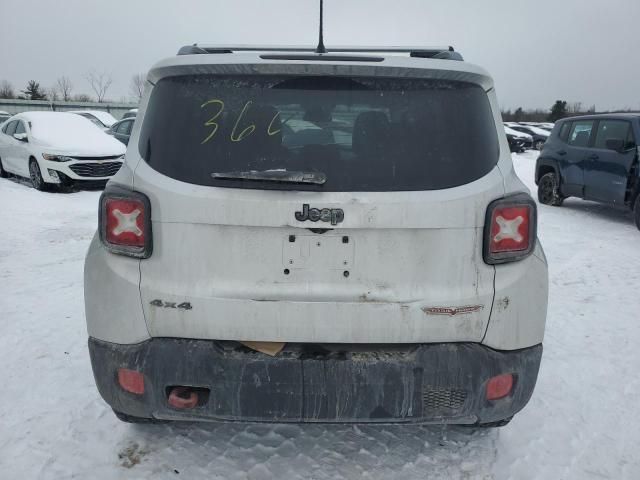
[168,386,199,410]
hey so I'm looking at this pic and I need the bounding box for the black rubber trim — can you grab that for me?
[260,54,384,62]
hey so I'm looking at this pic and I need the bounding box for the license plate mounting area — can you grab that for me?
[283,235,355,270]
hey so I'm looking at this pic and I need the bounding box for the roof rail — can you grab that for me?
[177,44,464,61]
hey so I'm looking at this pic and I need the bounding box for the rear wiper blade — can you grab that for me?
[211,170,327,185]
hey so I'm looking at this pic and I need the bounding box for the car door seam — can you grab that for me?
[480,265,497,345]
[137,258,152,338]
[131,154,152,338]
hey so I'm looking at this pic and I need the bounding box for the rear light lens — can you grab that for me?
[484,194,537,264]
[486,373,514,401]
[99,187,152,258]
[117,368,145,395]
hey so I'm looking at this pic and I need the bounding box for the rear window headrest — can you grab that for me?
[352,111,390,156]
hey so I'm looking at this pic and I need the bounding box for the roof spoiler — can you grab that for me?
[176,44,464,61]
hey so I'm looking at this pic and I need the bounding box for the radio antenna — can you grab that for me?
[315,0,327,53]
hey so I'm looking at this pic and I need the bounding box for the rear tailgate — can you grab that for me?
[136,164,503,343]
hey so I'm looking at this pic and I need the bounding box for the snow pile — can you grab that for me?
[0,152,639,479]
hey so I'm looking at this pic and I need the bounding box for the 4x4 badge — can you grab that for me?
[295,204,344,226]
[150,299,192,310]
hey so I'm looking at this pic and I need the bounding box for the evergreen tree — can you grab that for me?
[548,100,568,122]
[21,80,47,100]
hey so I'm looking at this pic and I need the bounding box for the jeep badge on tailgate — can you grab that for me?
[295,204,345,225]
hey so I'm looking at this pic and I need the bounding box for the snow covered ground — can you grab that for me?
[1,150,639,479]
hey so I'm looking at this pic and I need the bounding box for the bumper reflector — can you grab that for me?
[117,368,145,395]
[486,373,514,401]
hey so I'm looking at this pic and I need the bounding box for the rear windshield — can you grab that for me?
[139,75,499,191]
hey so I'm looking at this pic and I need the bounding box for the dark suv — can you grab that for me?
[535,114,640,229]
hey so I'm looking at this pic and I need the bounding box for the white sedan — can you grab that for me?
[0,111,125,190]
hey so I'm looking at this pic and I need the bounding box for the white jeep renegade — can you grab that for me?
[84,44,548,427]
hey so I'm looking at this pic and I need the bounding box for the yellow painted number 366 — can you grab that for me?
[200,99,281,145]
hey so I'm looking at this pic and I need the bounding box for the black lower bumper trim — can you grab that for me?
[88,338,542,424]
[56,172,108,189]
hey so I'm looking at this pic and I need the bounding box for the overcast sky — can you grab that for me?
[1,0,638,111]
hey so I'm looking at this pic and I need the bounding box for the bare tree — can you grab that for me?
[0,80,15,99]
[129,73,145,101]
[48,87,60,101]
[85,70,113,103]
[55,76,73,101]
[568,102,583,114]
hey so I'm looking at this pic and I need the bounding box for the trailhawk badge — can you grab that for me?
[295,204,344,226]
[422,305,484,316]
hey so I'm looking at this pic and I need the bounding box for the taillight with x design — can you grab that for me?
[484,194,537,265]
[99,188,152,258]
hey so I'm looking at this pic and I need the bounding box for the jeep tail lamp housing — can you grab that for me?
[99,187,152,259]
[484,193,537,265]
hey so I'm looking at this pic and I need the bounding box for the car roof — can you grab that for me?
[505,126,531,137]
[178,44,465,57]
[559,113,640,122]
[148,45,494,90]
[13,111,95,123]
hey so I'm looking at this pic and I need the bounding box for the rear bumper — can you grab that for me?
[89,338,542,425]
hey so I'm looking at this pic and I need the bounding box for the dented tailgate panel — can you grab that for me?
[136,163,505,343]
[140,225,494,343]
